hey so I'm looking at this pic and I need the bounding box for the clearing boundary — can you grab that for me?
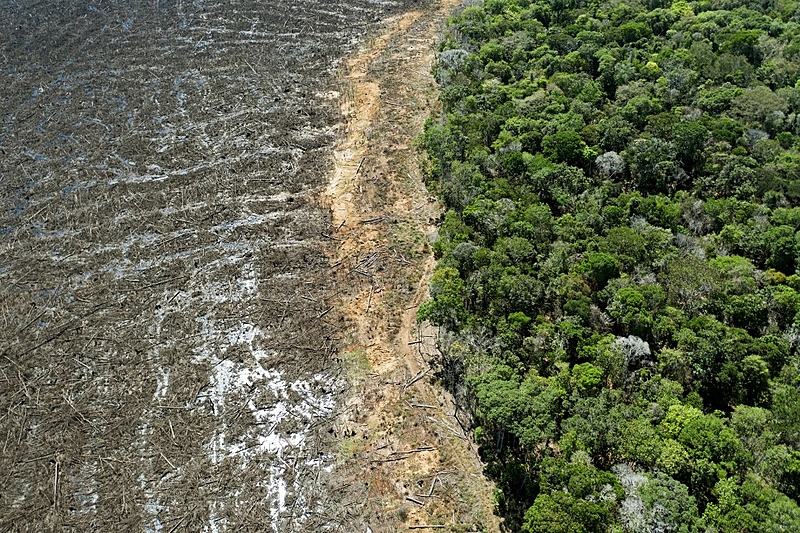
[323,0,503,531]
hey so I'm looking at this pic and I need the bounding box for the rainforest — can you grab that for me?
[419,0,800,530]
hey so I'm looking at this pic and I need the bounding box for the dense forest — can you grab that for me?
[418,0,800,530]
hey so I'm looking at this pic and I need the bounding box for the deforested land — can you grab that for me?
[0,0,440,531]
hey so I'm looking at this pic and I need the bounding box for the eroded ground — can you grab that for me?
[324,2,502,531]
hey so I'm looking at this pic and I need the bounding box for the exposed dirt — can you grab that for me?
[323,1,502,531]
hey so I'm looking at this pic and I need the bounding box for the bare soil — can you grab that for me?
[322,2,502,531]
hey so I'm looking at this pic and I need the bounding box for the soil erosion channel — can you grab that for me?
[325,1,501,531]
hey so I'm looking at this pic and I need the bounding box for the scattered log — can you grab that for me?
[389,446,436,455]
[359,216,388,224]
[355,156,366,177]
[402,368,430,392]
[52,456,60,508]
[316,306,334,319]
[426,416,468,441]
[371,446,437,463]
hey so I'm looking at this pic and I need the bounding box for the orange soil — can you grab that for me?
[322,1,503,531]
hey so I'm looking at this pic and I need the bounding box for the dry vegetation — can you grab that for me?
[0,0,422,531]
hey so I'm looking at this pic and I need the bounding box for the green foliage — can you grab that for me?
[578,252,621,290]
[522,457,624,533]
[541,130,588,166]
[609,288,654,338]
[420,0,800,530]
[639,473,699,533]
[417,267,467,330]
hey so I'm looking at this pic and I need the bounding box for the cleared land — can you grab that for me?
[323,1,502,531]
[0,0,419,531]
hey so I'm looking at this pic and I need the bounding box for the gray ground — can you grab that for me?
[0,0,419,530]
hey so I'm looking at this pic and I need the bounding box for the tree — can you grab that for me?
[737,355,771,407]
[463,197,514,242]
[765,225,796,273]
[660,257,722,316]
[599,115,637,152]
[609,289,654,339]
[595,151,626,180]
[418,267,468,330]
[529,164,591,213]
[672,121,709,176]
[769,285,800,330]
[731,86,788,126]
[624,138,680,195]
[731,405,775,469]
[578,252,621,290]
[770,368,800,449]
[638,474,699,533]
[541,130,588,167]
[600,226,647,270]
[618,418,662,468]
[614,22,653,45]
[719,30,764,66]
[522,457,624,533]
[725,293,768,335]
[621,96,663,130]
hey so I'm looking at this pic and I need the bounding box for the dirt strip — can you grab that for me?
[323,1,503,531]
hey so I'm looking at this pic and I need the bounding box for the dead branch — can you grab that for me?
[407,402,436,409]
[402,368,430,392]
[354,156,366,177]
[316,306,334,319]
[426,416,468,441]
[359,216,388,224]
[389,446,436,455]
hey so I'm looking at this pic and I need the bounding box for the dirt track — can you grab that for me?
[323,1,502,530]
